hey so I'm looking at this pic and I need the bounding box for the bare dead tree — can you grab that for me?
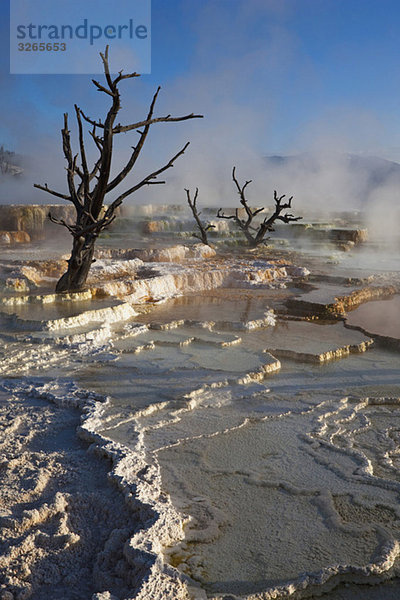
[217,166,302,247]
[34,46,203,292]
[185,188,215,246]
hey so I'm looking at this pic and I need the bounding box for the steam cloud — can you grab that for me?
[1,0,399,244]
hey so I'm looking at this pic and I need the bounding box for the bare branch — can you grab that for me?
[90,70,122,217]
[89,126,104,153]
[88,157,102,182]
[80,110,103,129]
[232,166,255,224]
[80,90,203,134]
[34,183,70,201]
[216,168,260,245]
[252,207,265,217]
[99,46,114,92]
[83,210,97,223]
[186,187,213,245]
[275,213,303,224]
[75,198,123,237]
[254,190,302,244]
[80,96,203,135]
[74,105,90,195]
[92,79,114,97]
[217,208,237,221]
[113,70,140,85]
[48,212,76,234]
[61,113,80,208]
[113,142,190,204]
[112,113,204,134]
[106,86,161,193]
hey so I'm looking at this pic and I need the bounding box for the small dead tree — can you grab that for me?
[34,46,203,292]
[217,166,302,247]
[185,188,215,246]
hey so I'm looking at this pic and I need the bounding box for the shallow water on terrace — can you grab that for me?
[297,283,358,304]
[345,295,400,339]
[240,319,371,357]
[0,297,119,322]
[134,294,274,325]
[329,243,400,275]
[0,238,70,261]
[285,238,400,277]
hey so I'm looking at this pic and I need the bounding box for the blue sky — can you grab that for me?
[1,0,400,204]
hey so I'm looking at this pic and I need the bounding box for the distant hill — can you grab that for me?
[263,153,400,203]
[0,146,23,178]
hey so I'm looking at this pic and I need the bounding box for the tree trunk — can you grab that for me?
[56,234,96,292]
[254,224,269,246]
[242,227,257,247]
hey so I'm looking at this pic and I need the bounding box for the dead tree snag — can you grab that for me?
[34,46,203,292]
[185,188,215,246]
[217,167,302,247]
